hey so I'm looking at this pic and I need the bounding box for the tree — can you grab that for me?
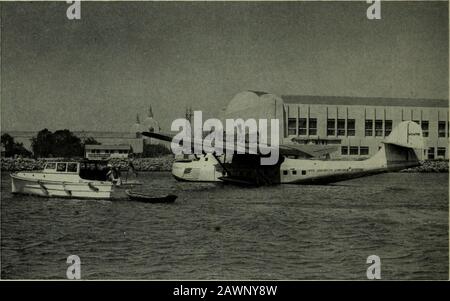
[31,129,54,157]
[1,133,14,154]
[1,133,32,157]
[51,129,83,157]
[31,129,84,158]
[13,142,32,157]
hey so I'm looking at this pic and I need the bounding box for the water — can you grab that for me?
[1,171,448,279]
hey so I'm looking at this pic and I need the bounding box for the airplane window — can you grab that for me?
[205,157,208,161]
[302,170,306,175]
[292,170,297,175]
[283,170,288,175]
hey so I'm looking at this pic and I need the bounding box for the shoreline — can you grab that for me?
[1,157,448,173]
[0,156,175,172]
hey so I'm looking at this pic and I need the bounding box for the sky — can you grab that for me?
[1,1,448,132]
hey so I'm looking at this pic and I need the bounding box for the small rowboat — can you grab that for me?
[125,190,177,203]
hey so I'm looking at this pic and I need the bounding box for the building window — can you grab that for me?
[309,118,317,135]
[437,147,446,158]
[360,146,369,156]
[349,146,359,155]
[288,118,297,135]
[365,120,373,136]
[337,119,345,136]
[341,146,348,155]
[347,119,355,136]
[327,119,336,136]
[438,121,446,137]
[385,120,392,136]
[421,121,429,138]
[298,118,307,136]
[428,147,435,159]
[375,120,383,136]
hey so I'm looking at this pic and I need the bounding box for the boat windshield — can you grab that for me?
[43,162,79,173]
[43,162,57,171]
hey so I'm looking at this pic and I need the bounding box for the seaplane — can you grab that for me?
[141,120,424,186]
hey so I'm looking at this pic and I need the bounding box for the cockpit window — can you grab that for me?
[45,163,56,170]
[67,163,78,172]
[56,163,67,172]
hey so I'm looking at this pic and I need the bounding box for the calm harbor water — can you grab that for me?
[1,171,448,280]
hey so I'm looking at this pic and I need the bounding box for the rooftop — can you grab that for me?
[282,95,448,108]
[85,144,131,150]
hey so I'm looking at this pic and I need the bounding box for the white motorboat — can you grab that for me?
[10,161,114,199]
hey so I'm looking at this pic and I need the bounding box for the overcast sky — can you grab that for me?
[1,1,448,132]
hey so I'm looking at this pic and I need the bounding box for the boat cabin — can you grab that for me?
[43,160,111,181]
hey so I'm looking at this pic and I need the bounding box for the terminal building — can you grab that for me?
[282,95,449,159]
[222,91,448,160]
[84,144,131,160]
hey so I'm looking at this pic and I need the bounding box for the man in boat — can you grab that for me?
[106,164,122,186]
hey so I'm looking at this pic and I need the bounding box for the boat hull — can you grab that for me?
[11,173,113,199]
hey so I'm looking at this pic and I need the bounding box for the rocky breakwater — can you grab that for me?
[1,156,175,172]
[402,160,448,173]
[2,157,447,173]
[109,156,174,171]
[1,158,47,171]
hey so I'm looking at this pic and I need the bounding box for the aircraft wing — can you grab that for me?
[141,131,337,158]
[141,131,269,155]
[278,144,339,158]
[141,131,174,143]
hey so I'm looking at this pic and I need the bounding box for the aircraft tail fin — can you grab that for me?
[369,121,424,169]
[383,120,424,150]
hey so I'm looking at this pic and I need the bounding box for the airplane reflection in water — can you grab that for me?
[142,121,424,186]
